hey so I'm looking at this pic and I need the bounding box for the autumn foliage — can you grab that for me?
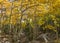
[0,0,60,43]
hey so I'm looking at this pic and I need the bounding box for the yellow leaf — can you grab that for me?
[0,0,3,2]
[45,25,55,29]
[3,2,12,8]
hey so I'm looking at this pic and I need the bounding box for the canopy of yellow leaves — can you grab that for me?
[0,0,60,31]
